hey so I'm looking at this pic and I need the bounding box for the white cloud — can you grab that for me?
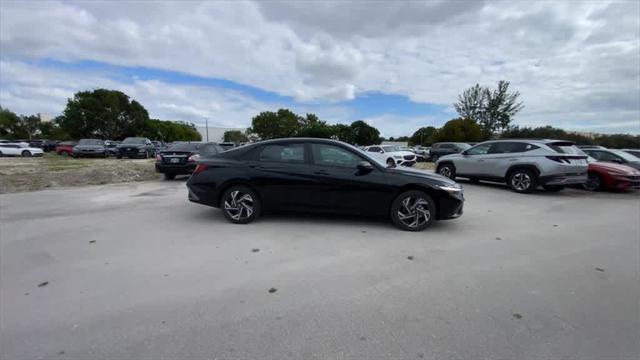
[1,0,639,133]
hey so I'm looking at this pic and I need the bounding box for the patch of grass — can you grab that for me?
[414,162,435,171]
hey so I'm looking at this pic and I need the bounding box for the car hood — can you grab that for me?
[435,153,464,162]
[117,144,145,148]
[590,161,640,175]
[387,166,458,186]
[74,145,104,150]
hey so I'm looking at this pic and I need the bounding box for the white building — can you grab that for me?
[195,126,245,143]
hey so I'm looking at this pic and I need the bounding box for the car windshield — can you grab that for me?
[122,138,146,144]
[608,149,640,162]
[167,142,200,151]
[78,139,102,145]
[382,145,401,152]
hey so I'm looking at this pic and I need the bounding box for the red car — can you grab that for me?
[583,159,640,191]
[55,142,76,157]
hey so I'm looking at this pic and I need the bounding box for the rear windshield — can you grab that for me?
[78,139,103,145]
[199,143,225,157]
[548,142,582,154]
[167,142,201,152]
[122,138,147,144]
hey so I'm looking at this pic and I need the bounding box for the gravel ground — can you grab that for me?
[1,179,638,359]
[0,154,160,193]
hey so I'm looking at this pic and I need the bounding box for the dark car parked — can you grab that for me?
[429,142,471,162]
[156,142,226,179]
[73,139,108,158]
[187,138,464,231]
[104,140,120,156]
[582,148,640,171]
[116,137,155,159]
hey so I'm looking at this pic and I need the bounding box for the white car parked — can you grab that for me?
[0,142,44,157]
[363,145,417,167]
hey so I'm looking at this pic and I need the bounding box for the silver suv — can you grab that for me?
[434,139,588,193]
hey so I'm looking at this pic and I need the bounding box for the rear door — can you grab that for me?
[481,142,538,177]
[250,142,316,211]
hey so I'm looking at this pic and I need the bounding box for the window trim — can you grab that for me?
[256,142,308,164]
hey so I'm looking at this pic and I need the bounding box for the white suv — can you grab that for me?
[435,139,588,193]
[363,145,416,167]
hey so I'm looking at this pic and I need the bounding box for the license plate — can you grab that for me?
[170,158,180,163]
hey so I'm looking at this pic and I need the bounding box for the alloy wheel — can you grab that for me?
[224,190,254,221]
[511,172,531,191]
[438,166,452,178]
[583,173,601,191]
[396,196,431,229]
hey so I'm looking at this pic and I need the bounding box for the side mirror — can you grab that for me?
[379,150,384,154]
[357,161,373,172]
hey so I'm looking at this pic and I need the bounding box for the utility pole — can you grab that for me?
[205,117,209,142]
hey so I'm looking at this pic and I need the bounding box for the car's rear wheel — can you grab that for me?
[390,190,436,231]
[164,173,176,180]
[543,185,565,192]
[583,172,602,191]
[21,150,31,157]
[508,169,537,193]
[437,163,456,180]
[221,185,261,224]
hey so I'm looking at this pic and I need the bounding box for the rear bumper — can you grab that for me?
[156,163,196,175]
[539,173,587,186]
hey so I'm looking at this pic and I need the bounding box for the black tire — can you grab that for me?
[582,172,602,191]
[431,155,439,162]
[386,158,395,167]
[221,185,261,224]
[164,173,176,180]
[0,151,3,157]
[543,185,565,192]
[103,152,109,158]
[436,163,456,180]
[508,169,537,193]
[21,150,31,157]
[116,155,122,159]
[390,190,436,231]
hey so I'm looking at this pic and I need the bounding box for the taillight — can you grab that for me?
[188,154,200,162]
[193,164,208,175]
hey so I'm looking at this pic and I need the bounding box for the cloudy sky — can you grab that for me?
[1,0,638,136]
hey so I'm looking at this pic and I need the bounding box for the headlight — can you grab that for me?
[437,184,463,195]
[138,148,146,152]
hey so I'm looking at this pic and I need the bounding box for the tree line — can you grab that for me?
[0,89,201,142]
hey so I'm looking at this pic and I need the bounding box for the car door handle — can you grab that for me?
[313,170,330,176]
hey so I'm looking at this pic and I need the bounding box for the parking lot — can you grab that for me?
[1,179,638,359]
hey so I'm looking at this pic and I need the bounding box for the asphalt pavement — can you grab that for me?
[1,179,639,359]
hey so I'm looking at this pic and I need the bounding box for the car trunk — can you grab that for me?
[160,151,192,165]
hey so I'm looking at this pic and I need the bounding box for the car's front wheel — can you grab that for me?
[21,150,31,157]
[437,163,456,180]
[221,185,261,224]
[508,169,537,193]
[390,190,436,231]
[582,172,601,191]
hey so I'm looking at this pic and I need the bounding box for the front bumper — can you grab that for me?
[75,150,106,157]
[118,148,147,157]
[539,173,588,186]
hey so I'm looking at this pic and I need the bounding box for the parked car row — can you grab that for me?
[433,139,640,193]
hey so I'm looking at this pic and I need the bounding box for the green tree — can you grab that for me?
[141,119,201,142]
[59,89,150,139]
[330,124,354,143]
[223,130,249,143]
[350,120,382,145]
[409,126,438,146]
[454,81,524,135]
[248,109,300,140]
[0,106,21,139]
[433,118,485,142]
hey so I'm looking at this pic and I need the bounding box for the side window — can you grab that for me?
[595,151,622,162]
[259,144,305,164]
[466,143,492,155]
[367,146,381,153]
[490,142,539,154]
[440,144,453,149]
[312,144,362,168]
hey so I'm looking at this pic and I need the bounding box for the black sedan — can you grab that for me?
[187,138,464,231]
[156,142,225,179]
